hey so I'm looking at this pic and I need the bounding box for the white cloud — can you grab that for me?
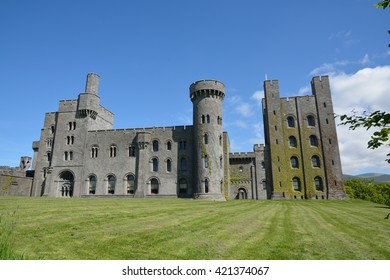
[309,54,371,77]
[251,90,264,106]
[235,102,254,117]
[231,120,248,129]
[330,66,390,174]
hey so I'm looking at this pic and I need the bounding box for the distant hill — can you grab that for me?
[342,173,390,184]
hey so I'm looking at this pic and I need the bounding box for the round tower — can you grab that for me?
[190,80,225,200]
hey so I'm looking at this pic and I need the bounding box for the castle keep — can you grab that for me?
[0,74,345,200]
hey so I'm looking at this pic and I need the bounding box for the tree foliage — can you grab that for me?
[344,178,390,207]
[375,0,390,9]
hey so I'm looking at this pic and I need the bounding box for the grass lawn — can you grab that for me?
[0,197,389,260]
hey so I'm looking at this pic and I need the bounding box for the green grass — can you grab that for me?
[0,197,389,260]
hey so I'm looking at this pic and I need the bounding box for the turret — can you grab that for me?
[190,80,225,200]
[77,73,100,119]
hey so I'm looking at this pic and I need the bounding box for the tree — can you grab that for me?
[339,3,390,164]
[375,0,390,9]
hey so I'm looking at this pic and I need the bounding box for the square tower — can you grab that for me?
[262,76,346,199]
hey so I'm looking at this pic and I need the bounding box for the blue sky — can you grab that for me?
[1,0,389,175]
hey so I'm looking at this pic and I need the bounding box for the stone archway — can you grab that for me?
[235,187,248,200]
[58,171,74,197]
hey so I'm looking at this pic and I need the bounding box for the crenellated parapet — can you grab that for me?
[190,80,225,102]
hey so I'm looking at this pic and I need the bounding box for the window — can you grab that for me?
[64,151,73,161]
[292,177,301,191]
[201,115,205,124]
[217,116,222,125]
[179,140,186,150]
[290,156,299,168]
[166,159,172,172]
[180,157,187,171]
[152,140,159,152]
[91,146,98,158]
[66,136,74,145]
[239,166,244,172]
[315,177,323,191]
[204,179,209,193]
[309,135,318,146]
[287,116,295,128]
[110,145,117,157]
[206,115,210,123]
[47,152,51,162]
[151,178,159,194]
[47,138,53,148]
[204,133,208,144]
[179,178,188,194]
[311,155,320,167]
[220,156,223,168]
[167,141,172,151]
[68,121,76,130]
[152,158,158,172]
[127,175,135,194]
[261,161,265,169]
[219,134,222,145]
[129,146,136,157]
[307,115,316,127]
[262,180,267,190]
[204,155,209,168]
[89,175,96,194]
[107,175,116,194]
[50,125,55,134]
[289,136,297,148]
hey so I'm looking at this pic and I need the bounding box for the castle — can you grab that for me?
[0,74,346,200]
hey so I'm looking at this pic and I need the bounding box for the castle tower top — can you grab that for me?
[85,73,100,95]
[190,80,225,102]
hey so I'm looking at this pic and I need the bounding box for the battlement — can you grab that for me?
[88,125,193,134]
[190,80,225,102]
[59,99,78,112]
[229,152,255,159]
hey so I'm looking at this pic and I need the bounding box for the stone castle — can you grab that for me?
[0,74,346,200]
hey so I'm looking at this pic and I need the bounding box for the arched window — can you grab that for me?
[59,171,74,197]
[287,116,295,128]
[307,115,316,127]
[167,141,172,151]
[127,175,135,194]
[179,178,188,194]
[290,156,299,168]
[314,177,323,191]
[204,155,209,168]
[204,133,208,144]
[150,178,159,194]
[289,136,297,148]
[311,155,320,167]
[292,177,301,191]
[204,179,209,193]
[152,140,159,152]
[166,159,172,172]
[309,135,318,146]
[206,115,210,123]
[91,146,98,158]
[201,115,205,124]
[110,145,117,157]
[89,175,96,194]
[152,158,158,172]
[129,145,136,157]
[180,157,187,171]
[107,175,116,194]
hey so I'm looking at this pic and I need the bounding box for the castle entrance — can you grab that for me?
[235,188,247,199]
[58,171,74,197]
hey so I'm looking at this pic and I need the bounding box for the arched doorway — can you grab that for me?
[58,171,74,197]
[235,187,247,200]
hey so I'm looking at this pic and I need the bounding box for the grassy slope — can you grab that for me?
[0,197,389,260]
